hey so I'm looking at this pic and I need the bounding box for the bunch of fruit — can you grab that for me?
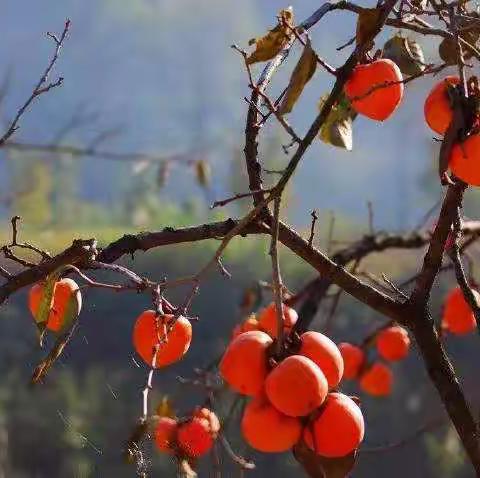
[221,303,365,457]
[153,407,220,459]
[340,325,411,397]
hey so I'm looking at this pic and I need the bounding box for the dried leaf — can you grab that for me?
[293,440,357,478]
[156,396,175,418]
[356,8,382,45]
[439,13,480,64]
[383,35,425,76]
[318,94,356,151]
[278,39,317,115]
[247,8,294,65]
[195,159,211,188]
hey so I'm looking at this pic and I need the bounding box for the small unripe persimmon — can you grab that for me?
[257,302,298,338]
[338,343,365,380]
[299,331,344,388]
[376,326,410,362]
[220,330,273,396]
[304,393,365,457]
[265,355,328,417]
[359,362,393,397]
[241,395,302,452]
[154,417,178,454]
[133,311,192,368]
[442,286,479,335]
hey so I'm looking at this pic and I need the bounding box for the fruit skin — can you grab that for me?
[338,343,365,380]
[344,59,404,121]
[359,362,393,397]
[424,76,459,135]
[241,395,302,452]
[442,286,480,335]
[177,417,215,458]
[232,315,259,339]
[303,393,365,458]
[258,302,298,338]
[133,311,192,368]
[376,326,410,362]
[265,355,328,417]
[299,331,344,388]
[220,330,273,396]
[28,278,82,333]
[154,417,178,454]
[450,134,480,186]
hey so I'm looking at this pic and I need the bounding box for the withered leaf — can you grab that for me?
[293,440,357,478]
[383,35,425,76]
[318,94,356,151]
[439,13,480,64]
[156,396,175,418]
[195,159,211,188]
[355,8,382,45]
[247,8,294,65]
[278,38,317,115]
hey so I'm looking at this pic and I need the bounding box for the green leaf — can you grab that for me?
[278,38,317,115]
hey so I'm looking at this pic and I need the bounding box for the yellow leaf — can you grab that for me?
[247,8,294,65]
[355,8,382,45]
[195,159,211,188]
[278,39,317,115]
[156,396,175,418]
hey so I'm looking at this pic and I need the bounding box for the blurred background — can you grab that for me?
[1,0,480,476]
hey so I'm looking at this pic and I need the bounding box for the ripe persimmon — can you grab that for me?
[344,59,404,121]
[299,331,344,388]
[177,416,216,458]
[265,355,328,417]
[376,326,410,362]
[241,395,302,452]
[154,416,178,454]
[232,314,259,339]
[359,362,393,397]
[424,76,459,135]
[442,286,479,335]
[29,278,82,333]
[258,302,298,338]
[132,311,192,368]
[338,343,364,380]
[304,392,365,457]
[449,134,480,186]
[220,330,273,396]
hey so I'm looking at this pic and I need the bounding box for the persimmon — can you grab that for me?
[344,59,404,121]
[241,395,302,452]
[220,330,273,396]
[449,134,480,186]
[258,302,298,338]
[28,278,82,333]
[232,314,259,339]
[338,343,364,380]
[442,286,480,335]
[177,416,216,458]
[424,76,459,135]
[303,393,365,457]
[298,331,344,388]
[359,362,393,397]
[154,416,178,454]
[376,326,410,362]
[265,355,328,417]
[132,311,192,368]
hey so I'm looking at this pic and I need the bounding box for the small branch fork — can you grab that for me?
[0,20,70,146]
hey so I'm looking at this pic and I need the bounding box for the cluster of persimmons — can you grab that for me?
[345,59,480,185]
[26,257,479,461]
